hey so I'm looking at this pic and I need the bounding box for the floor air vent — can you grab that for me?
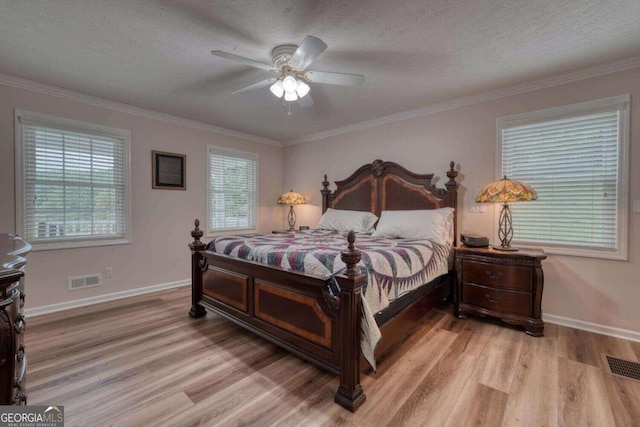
[603,354,640,382]
[68,274,101,291]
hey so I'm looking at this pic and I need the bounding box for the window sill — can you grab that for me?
[29,238,131,252]
[514,243,627,261]
[205,229,258,239]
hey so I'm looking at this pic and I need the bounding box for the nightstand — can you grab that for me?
[454,245,547,336]
[271,230,293,234]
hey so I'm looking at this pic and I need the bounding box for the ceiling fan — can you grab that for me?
[211,35,365,109]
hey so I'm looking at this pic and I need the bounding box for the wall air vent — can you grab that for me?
[68,274,101,291]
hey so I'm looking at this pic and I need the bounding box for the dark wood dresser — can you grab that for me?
[0,234,31,405]
[454,245,546,336]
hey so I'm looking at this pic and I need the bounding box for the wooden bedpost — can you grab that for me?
[334,230,367,412]
[189,219,207,318]
[445,161,459,245]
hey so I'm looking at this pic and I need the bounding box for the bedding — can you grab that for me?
[372,208,455,245]
[209,229,452,369]
[316,208,379,233]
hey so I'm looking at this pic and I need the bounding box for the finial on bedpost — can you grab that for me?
[322,174,329,192]
[321,174,331,213]
[347,230,356,251]
[341,230,362,277]
[445,161,459,192]
[189,218,206,251]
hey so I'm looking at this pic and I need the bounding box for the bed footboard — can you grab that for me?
[188,220,367,412]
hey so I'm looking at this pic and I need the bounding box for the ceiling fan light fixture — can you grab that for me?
[212,35,364,112]
[269,80,284,98]
[295,80,310,98]
[284,90,298,102]
[282,75,297,92]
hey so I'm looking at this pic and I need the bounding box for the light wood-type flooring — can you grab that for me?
[25,286,640,426]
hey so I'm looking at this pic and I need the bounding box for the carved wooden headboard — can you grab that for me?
[321,160,459,243]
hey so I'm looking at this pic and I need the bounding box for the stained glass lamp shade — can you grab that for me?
[277,190,306,231]
[476,176,538,251]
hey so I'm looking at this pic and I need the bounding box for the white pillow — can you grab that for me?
[316,208,379,233]
[372,208,455,245]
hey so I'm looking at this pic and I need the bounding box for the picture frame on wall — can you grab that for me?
[152,150,186,190]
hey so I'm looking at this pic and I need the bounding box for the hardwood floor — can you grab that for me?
[25,286,640,426]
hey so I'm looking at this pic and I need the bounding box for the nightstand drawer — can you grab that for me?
[462,260,532,291]
[462,283,531,317]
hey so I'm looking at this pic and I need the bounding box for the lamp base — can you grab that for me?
[492,245,519,252]
[496,203,516,251]
[287,206,296,231]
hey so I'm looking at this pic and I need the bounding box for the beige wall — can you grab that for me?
[0,84,283,310]
[2,66,638,333]
[284,67,640,333]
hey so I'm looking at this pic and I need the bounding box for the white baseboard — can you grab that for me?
[543,313,640,343]
[23,283,640,344]
[24,279,190,317]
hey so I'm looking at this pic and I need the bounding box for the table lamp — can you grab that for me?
[277,190,306,231]
[476,176,537,251]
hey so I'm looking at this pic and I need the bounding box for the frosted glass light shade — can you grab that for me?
[269,80,284,98]
[282,75,297,92]
[284,91,298,101]
[296,80,310,98]
[271,76,311,103]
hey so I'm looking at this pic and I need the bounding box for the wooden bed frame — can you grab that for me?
[188,159,459,411]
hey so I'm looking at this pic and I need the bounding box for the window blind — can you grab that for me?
[19,120,128,245]
[208,147,258,232]
[502,110,620,251]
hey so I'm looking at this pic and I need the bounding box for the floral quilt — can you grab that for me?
[208,229,451,370]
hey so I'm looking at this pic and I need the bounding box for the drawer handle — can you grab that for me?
[485,270,503,281]
[14,314,26,334]
[15,353,27,386]
[485,293,502,304]
[13,389,27,405]
[16,344,25,362]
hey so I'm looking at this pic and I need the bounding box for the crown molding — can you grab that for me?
[4,54,640,148]
[284,55,640,146]
[0,73,282,147]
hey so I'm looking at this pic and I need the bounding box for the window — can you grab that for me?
[15,111,131,250]
[207,146,258,234]
[497,95,629,260]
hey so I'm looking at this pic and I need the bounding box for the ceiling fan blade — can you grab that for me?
[211,51,275,71]
[232,78,277,94]
[304,71,365,86]
[289,36,328,71]
[297,94,314,108]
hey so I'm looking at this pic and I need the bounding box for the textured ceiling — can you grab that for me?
[1,0,640,143]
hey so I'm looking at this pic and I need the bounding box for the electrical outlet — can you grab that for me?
[633,200,640,214]
[105,267,113,278]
